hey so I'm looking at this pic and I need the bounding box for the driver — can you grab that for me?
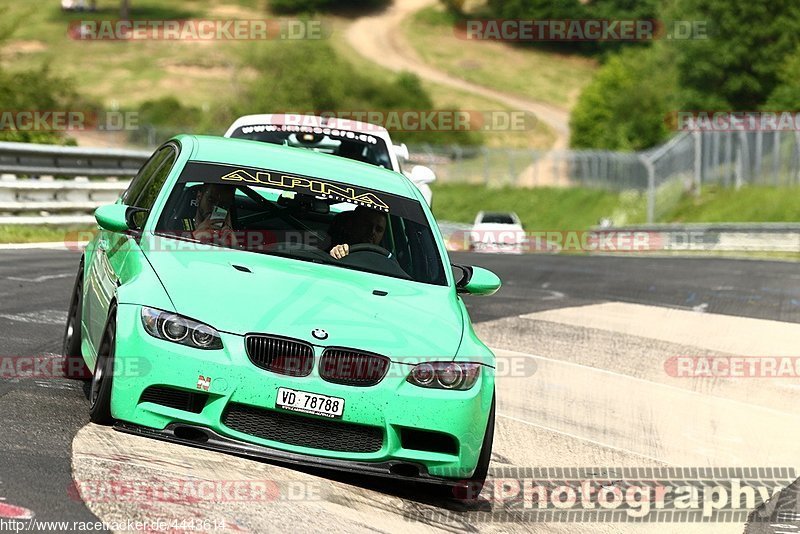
[329,206,387,259]
[183,183,239,248]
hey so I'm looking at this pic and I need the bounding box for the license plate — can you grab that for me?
[276,387,345,418]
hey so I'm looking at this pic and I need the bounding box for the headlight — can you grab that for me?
[406,361,481,390]
[141,307,223,350]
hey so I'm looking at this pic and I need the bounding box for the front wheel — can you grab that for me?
[62,260,90,380]
[426,392,495,501]
[89,308,116,425]
[456,393,495,500]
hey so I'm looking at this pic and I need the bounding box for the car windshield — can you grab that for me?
[154,161,447,286]
[230,124,394,171]
[481,213,516,224]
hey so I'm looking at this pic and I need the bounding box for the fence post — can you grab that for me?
[693,131,702,195]
[754,130,763,184]
[640,154,655,223]
[795,131,800,184]
[734,139,743,189]
[723,132,732,187]
[772,131,781,185]
[740,132,751,184]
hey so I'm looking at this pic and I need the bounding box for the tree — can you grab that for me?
[764,45,800,110]
[584,0,658,20]
[121,0,130,19]
[226,40,481,145]
[269,0,389,14]
[0,7,82,144]
[485,0,585,20]
[673,0,800,110]
[570,44,677,150]
[482,0,661,55]
[0,66,83,144]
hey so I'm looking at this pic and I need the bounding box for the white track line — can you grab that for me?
[7,273,72,282]
[0,241,87,251]
[492,347,800,467]
[492,347,800,417]
[497,413,678,466]
[520,301,800,357]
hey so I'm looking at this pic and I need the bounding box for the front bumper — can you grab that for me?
[111,304,495,480]
[115,422,464,487]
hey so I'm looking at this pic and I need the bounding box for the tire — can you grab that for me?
[62,260,90,380]
[89,307,116,425]
[455,392,495,500]
[426,392,495,501]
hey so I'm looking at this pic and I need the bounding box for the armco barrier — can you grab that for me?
[595,223,800,253]
[0,141,147,223]
[438,223,800,254]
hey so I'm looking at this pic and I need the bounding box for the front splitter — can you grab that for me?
[114,421,467,490]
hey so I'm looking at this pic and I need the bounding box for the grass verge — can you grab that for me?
[0,225,96,244]
[430,183,637,229]
[430,183,800,229]
[664,185,800,223]
[0,0,265,110]
[402,7,597,110]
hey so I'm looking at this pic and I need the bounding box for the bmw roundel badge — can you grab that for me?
[312,329,328,340]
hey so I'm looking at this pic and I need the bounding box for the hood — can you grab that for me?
[142,237,463,360]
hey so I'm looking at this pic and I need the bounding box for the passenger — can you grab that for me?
[183,183,239,248]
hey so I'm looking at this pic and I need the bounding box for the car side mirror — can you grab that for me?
[410,165,436,185]
[394,143,410,161]
[94,204,147,232]
[452,264,501,296]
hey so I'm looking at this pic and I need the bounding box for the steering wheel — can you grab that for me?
[347,243,392,258]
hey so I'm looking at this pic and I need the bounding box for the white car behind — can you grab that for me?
[469,211,526,254]
[224,114,436,206]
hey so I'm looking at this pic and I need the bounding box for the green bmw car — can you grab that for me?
[62,135,501,497]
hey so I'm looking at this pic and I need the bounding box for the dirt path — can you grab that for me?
[344,0,571,150]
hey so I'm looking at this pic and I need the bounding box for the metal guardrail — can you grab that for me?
[593,223,800,253]
[435,222,800,254]
[0,141,147,224]
[0,141,149,177]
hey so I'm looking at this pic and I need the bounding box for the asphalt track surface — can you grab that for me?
[1,248,799,533]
